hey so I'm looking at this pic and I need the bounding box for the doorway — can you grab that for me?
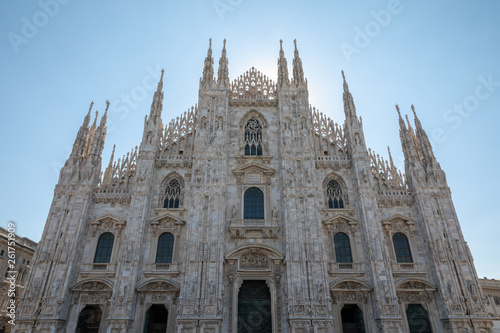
[238,280,272,333]
[341,304,365,333]
[144,304,169,333]
[76,305,102,333]
[406,304,432,333]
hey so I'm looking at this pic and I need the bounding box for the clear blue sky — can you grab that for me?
[1,1,499,278]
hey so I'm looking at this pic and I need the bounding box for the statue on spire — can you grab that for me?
[201,38,215,87]
[217,39,229,88]
[291,39,305,87]
[277,39,289,87]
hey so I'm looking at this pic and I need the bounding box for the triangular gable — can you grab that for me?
[381,214,415,227]
[232,163,276,176]
[151,212,185,226]
[322,213,357,226]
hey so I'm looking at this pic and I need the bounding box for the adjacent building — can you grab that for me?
[0,227,37,333]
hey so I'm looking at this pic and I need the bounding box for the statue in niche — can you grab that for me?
[272,207,278,218]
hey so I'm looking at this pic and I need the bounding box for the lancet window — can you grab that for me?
[163,178,183,209]
[326,179,346,209]
[244,119,263,156]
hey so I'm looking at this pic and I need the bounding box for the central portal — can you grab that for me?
[238,280,272,333]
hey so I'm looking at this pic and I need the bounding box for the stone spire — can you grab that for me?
[342,70,358,122]
[70,101,93,158]
[141,72,164,155]
[342,71,368,154]
[291,39,305,87]
[150,69,164,118]
[102,144,116,186]
[277,39,289,87]
[411,104,445,184]
[397,104,424,187]
[201,38,215,87]
[217,39,229,88]
[89,101,108,158]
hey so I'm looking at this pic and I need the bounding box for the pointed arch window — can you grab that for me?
[244,187,264,220]
[334,232,353,263]
[94,232,114,263]
[393,233,413,263]
[156,232,174,263]
[326,179,345,208]
[244,119,263,156]
[163,178,182,208]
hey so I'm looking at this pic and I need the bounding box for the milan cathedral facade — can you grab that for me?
[15,40,494,332]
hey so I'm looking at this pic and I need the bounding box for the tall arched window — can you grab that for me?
[393,233,413,263]
[244,187,264,220]
[244,119,263,156]
[94,232,114,263]
[326,179,345,208]
[334,232,353,263]
[163,178,182,208]
[156,232,175,263]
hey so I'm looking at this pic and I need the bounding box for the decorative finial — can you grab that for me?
[105,100,110,112]
[395,104,401,115]
[411,104,417,117]
[294,39,297,49]
[223,39,226,48]
[161,69,165,80]
[280,39,283,50]
[341,70,345,79]
[209,38,212,48]
[89,101,94,113]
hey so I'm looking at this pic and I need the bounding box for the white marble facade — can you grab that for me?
[14,40,494,332]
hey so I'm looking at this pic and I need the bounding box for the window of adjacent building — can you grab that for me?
[494,295,500,306]
[326,179,345,209]
[244,187,264,220]
[334,232,353,263]
[244,119,263,156]
[163,178,182,209]
[155,232,174,264]
[393,233,413,263]
[93,232,114,263]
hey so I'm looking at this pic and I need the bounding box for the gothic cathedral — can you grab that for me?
[15,40,493,333]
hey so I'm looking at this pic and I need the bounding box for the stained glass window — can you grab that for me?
[334,232,353,263]
[393,233,413,263]
[244,187,264,220]
[156,232,174,263]
[94,232,114,263]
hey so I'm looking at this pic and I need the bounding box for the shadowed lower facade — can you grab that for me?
[13,39,495,332]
